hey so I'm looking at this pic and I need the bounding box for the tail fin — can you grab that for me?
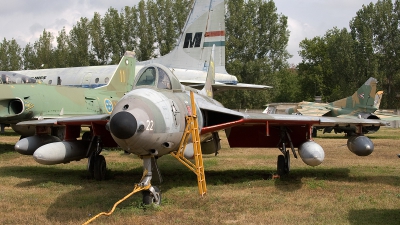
[201,45,215,98]
[142,0,226,73]
[331,77,378,110]
[373,91,383,109]
[96,51,136,96]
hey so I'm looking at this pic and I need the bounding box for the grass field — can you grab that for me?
[0,127,399,224]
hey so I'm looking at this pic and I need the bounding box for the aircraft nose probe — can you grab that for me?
[110,111,138,139]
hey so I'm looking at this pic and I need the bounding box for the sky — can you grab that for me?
[0,0,378,65]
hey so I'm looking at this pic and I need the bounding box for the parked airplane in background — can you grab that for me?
[264,77,399,136]
[15,50,384,207]
[9,0,270,90]
[0,52,136,138]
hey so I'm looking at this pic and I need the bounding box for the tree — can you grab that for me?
[22,43,37,70]
[69,17,91,67]
[34,30,54,69]
[121,6,138,55]
[136,0,156,61]
[89,12,109,65]
[350,0,400,108]
[216,0,290,109]
[54,27,70,68]
[0,38,22,70]
[298,28,359,102]
[103,7,125,64]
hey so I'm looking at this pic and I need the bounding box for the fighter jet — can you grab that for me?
[8,0,271,90]
[264,78,400,136]
[0,51,136,137]
[15,49,384,206]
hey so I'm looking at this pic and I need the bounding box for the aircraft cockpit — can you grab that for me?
[134,64,182,90]
[0,72,36,84]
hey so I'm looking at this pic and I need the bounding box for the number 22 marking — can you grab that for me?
[146,120,154,130]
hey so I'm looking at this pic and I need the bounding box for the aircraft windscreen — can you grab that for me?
[1,72,36,84]
[157,68,172,90]
[136,67,156,86]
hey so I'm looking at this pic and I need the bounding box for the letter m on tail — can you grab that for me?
[183,32,202,48]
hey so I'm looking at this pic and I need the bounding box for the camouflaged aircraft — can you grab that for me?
[264,77,400,136]
[15,49,385,207]
[0,51,136,138]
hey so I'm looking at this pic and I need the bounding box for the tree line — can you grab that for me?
[296,0,400,109]
[0,0,399,109]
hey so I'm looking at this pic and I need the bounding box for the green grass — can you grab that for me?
[0,127,399,224]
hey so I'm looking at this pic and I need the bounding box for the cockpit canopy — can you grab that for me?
[134,63,182,90]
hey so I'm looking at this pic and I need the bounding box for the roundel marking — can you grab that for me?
[104,99,113,113]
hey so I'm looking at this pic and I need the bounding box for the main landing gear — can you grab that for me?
[276,127,298,176]
[86,135,107,181]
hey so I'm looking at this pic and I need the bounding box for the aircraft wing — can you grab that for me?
[336,112,400,122]
[201,111,385,134]
[373,111,400,121]
[17,114,115,148]
[296,102,331,116]
[199,109,385,148]
[17,114,110,126]
[297,108,330,116]
[182,80,272,91]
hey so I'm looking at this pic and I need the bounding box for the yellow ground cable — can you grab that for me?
[82,169,151,225]
[82,184,150,225]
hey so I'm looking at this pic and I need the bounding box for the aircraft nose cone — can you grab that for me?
[110,111,138,139]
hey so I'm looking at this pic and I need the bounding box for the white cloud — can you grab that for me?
[0,0,140,47]
[274,0,378,64]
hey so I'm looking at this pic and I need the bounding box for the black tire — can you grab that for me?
[94,155,106,181]
[143,186,161,205]
[277,155,285,176]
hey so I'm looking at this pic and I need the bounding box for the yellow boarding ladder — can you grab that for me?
[170,91,207,196]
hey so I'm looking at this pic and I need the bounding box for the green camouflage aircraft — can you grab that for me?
[264,77,399,136]
[0,51,136,137]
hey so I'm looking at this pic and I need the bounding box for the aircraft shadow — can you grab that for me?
[348,208,400,225]
[273,168,352,192]
[314,135,383,140]
[0,142,16,155]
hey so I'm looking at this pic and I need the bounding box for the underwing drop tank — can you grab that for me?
[33,141,89,165]
[347,136,374,156]
[15,135,61,155]
[298,140,325,166]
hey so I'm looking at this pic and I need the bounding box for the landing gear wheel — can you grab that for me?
[277,155,285,176]
[94,155,107,181]
[143,186,161,205]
